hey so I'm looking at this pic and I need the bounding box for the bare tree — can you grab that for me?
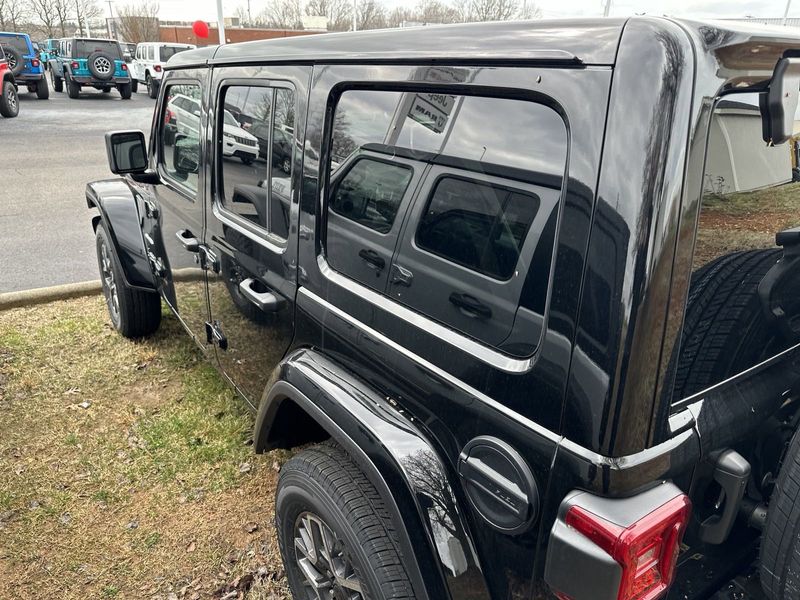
[415,0,461,24]
[0,0,30,30]
[356,0,386,30]
[74,0,102,36]
[464,0,540,21]
[116,2,160,43]
[30,0,60,37]
[305,0,351,31]
[53,0,72,35]
[260,0,302,29]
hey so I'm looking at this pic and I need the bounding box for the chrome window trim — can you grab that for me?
[316,256,537,374]
[299,285,558,441]
[210,201,287,254]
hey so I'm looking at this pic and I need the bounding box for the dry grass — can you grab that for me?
[695,182,800,267]
[0,296,292,599]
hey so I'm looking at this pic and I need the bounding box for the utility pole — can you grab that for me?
[784,0,793,26]
[247,0,251,26]
[603,0,612,17]
[216,0,226,44]
[106,0,114,38]
[352,0,357,31]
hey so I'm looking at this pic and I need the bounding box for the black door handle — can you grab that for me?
[449,292,492,319]
[175,229,199,252]
[358,248,385,271]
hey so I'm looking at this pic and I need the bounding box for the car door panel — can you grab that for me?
[141,74,210,349]
[205,65,311,407]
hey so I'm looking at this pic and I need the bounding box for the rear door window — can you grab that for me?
[324,89,567,354]
[74,40,120,58]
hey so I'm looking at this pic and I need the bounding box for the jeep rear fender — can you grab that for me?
[255,348,492,600]
[86,179,156,291]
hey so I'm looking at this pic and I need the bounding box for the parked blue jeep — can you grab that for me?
[38,38,58,66]
[49,37,131,99]
[0,31,48,99]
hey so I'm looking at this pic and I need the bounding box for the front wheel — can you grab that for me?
[131,78,138,94]
[51,70,63,93]
[95,223,161,338]
[240,156,254,165]
[146,74,158,99]
[276,443,415,600]
[0,80,19,118]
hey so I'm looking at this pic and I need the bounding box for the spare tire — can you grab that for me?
[761,426,800,599]
[87,52,114,81]
[672,248,784,400]
[2,45,24,76]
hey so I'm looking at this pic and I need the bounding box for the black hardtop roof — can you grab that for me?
[166,16,800,73]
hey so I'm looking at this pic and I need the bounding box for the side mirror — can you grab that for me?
[761,57,800,145]
[105,130,148,174]
[173,135,199,177]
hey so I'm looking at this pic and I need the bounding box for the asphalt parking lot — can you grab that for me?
[0,85,153,293]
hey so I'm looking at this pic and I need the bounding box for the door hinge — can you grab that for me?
[205,320,228,350]
[198,245,220,273]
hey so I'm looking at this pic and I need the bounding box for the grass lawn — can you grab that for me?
[695,181,800,267]
[0,296,292,599]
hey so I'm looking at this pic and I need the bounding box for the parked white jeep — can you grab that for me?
[130,42,194,98]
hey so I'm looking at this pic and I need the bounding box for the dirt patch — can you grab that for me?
[0,297,293,599]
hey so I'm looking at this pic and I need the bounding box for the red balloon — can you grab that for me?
[192,20,209,38]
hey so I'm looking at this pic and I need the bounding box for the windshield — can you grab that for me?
[73,40,121,59]
[0,34,30,54]
[160,46,190,62]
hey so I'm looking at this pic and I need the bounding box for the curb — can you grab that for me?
[0,280,103,311]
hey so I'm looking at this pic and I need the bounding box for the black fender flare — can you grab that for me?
[255,348,492,600]
[86,179,156,291]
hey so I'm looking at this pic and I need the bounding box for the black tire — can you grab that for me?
[761,427,800,599]
[240,155,254,165]
[276,443,415,600]
[0,79,19,118]
[102,87,111,93]
[95,223,161,338]
[35,77,49,99]
[118,82,132,100]
[672,249,783,399]
[146,74,158,99]
[2,45,24,76]
[131,78,138,94]
[51,69,63,93]
[87,51,115,81]
[66,75,80,99]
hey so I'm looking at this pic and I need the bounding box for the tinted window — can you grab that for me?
[218,85,295,242]
[330,158,413,234]
[326,85,567,354]
[160,46,189,62]
[160,84,202,193]
[417,177,539,280]
[0,35,29,53]
[74,40,121,58]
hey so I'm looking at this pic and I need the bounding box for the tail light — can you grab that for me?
[71,61,79,69]
[564,495,691,600]
[154,65,162,72]
[164,108,174,124]
[121,63,127,71]
[31,59,40,67]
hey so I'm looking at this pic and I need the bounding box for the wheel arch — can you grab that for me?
[256,348,492,600]
[86,179,157,291]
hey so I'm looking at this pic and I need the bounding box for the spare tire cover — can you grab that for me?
[88,52,115,80]
[2,46,24,76]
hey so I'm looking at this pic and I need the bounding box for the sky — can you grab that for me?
[147,0,800,26]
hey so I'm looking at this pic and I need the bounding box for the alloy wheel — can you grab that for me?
[94,56,112,75]
[99,240,120,322]
[293,512,364,600]
[5,84,17,113]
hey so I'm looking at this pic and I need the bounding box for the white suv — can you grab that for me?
[131,42,195,98]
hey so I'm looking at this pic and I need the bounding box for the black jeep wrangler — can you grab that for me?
[88,18,800,600]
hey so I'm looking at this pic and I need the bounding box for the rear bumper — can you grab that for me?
[71,75,131,86]
[15,73,44,83]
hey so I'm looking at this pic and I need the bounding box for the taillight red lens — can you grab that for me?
[32,59,40,67]
[154,64,162,72]
[566,495,691,600]
[71,61,79,69]
[165,108,173,124]
[121,63,127,71]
